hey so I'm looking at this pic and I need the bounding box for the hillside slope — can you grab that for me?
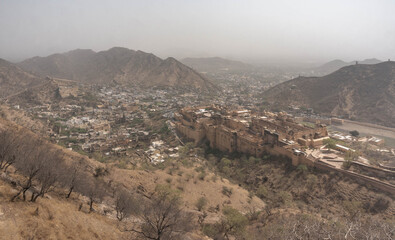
[0,118,264,240]
[262,61,395,127]
[0,116,393,239]
[0,178,126,240]
[0,59,46,99]
[143,57,215,90]
[312,58,382,76]
[18,47,217,91]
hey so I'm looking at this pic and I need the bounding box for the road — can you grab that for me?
[330,120,395,147]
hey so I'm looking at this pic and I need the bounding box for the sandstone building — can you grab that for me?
[174,105,329,166]
[174,106,395,195]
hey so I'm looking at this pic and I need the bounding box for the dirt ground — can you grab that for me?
[330,122,395,148]
[0,179,127,240]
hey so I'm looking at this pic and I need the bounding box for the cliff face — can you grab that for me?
[18,48,217,92]
[262,62,395,127]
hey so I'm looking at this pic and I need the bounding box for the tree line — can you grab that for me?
[0,128,107,206]
[0,128,194,240]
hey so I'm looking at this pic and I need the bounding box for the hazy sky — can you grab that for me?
[1,0,394,64]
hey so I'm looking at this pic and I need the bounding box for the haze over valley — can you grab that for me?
[0,1,394,239]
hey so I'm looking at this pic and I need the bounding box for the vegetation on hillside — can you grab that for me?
[0,121,394,239]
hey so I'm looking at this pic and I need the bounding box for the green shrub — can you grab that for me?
[306,174,318,188]
[222,166,233,176]
[221,206,248,237]
[370,196,390,213]
[323,138,337,149]
[278,191,293,205]
[297,164,308,174]
[349,130,359,137]
[220,158,232,169]
[222,186,233,197]
[202,224,218,238]
[198,172,206,181]
[343,200,363,218]
[196,197,208,211]
[256,185,268,199]
[93,167,109,178]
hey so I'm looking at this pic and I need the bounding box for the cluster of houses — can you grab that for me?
[14,86,208,161]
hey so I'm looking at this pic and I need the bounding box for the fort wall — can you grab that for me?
[174,106,395,195]
[236,133,263,157]
[351,161,395,180]
[175,122,205,144]
[215,125,237,153]
[303,117,332,125]
[315,161,395,196]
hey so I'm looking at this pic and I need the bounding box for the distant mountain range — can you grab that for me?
[180,57,254,73]
[262,61,395,127]
[310,58,382,76]
[17,47,217,92]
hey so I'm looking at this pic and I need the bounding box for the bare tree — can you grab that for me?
[0,129,18,172]
[114,188,140,221]
[205,206,248,240]
[79,177,106,212]
[30,150,63,202]
[11,141,46,201]
[59,160,83,199]
[130,186,192,240]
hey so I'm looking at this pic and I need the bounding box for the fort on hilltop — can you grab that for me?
[174,105,395,195]
[174,105,329,166]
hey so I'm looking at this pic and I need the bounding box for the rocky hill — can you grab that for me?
[0,58,46,99]
[262,61,395,127]
[6,80,63,107]
[142,57,216,90]
[18,47,217,92]
[181,57,253,73]
[312,58,382,76]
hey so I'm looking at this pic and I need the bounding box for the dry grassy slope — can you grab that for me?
[0,59,45,99]
[0,179,126,240]
[6,80,61,107]
[0,116,393,238]
[0,105,47,134]
[0,117,103,172]
[18,47,217,91]
[0,118,264,238]
[243,159,394,218]
[262,61,395,127]
[109,166,265,222]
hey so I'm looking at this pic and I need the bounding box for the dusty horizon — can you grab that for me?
[1,0,394,64]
